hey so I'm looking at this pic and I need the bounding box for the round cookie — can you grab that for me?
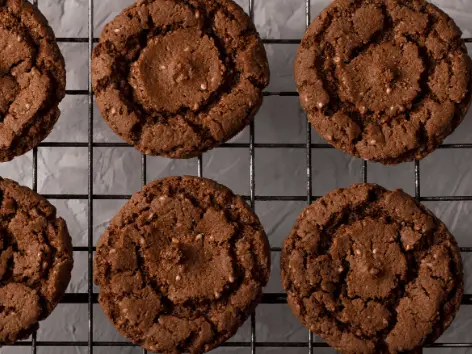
[0,0,66,162]
[281,184,463,353]
[94,176,271,353]
[295,0,472,164]
[0,178,73,343]
[92,0,269,159]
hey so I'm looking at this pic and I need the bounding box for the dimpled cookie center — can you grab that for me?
[129,29,224,114]
[343,218,407,299]
[140,195,236,304]
[154,238,233,304]
[339,42,424,115]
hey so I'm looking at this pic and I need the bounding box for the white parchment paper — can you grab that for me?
[0,0,471,353]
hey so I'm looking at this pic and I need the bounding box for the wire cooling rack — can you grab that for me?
[4,0,472,353]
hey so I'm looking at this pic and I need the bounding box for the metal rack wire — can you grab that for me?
[5,0,471,352]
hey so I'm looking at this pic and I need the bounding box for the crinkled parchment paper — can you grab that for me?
[0,0,471,353]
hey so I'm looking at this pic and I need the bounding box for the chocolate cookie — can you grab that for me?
[94,176,270,353]
[0,178,73,343]
[92,0,269,159]
[0,0,66,162]
[281,184,463,353]
[295,0,472,164]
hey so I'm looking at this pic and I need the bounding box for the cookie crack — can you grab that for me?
[93,0,267,157]
[0,7,64,161]
[285,185,463,351]
[97,177,268,353]
[300,0,471,164]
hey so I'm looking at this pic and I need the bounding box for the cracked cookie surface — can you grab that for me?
[92,0,269,159]
[0,178,73,344]
[0,0,65,162]
[295,0,472,164]
[94,176,270,354]
[281,184,463,353]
